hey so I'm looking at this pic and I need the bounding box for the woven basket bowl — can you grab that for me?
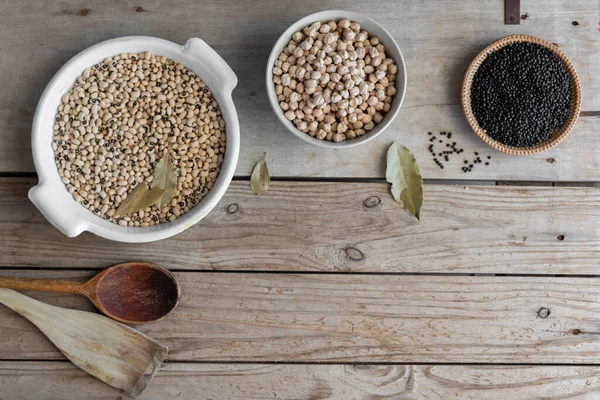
[461,34,582,155]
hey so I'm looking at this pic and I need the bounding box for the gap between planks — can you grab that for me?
[8,359,600,366]
[5,267,600,279]
[4,172,600,188]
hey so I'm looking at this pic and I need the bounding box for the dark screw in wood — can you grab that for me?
[537,308,551,318]
[363,196,381,208]
[557,234,565,241]
[572,328,582,335]
[345,247,364,261]
[226,203,239,214]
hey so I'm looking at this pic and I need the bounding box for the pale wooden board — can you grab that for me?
[3,178,600,274]
[2,270,600,363]
[0,0,598,181]
[3,362,600,400]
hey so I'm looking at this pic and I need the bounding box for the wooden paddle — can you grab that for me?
[0,288,168,397]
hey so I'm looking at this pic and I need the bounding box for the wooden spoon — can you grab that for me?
[0,262,180,324]
[0,288,167,397]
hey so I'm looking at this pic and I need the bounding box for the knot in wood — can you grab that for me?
[345,247,364,261]
[363,195,381,208]
[537,307,550,318]
[572,328,582,335]
[226,203,239,214]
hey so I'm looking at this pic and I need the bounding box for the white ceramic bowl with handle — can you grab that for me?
[29,36,239,243]
[266,10,407,149]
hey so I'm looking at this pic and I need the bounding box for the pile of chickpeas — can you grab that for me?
[273,18,398,142]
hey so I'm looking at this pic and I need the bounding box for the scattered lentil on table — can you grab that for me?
[273,18,398,142]
[52,52,226,226]
[471,42,571,148]
[427,131,491,173]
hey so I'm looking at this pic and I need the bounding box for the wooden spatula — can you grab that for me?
[0,288,168,397]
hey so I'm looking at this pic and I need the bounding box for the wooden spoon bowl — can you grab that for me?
[79,262,181,324]
[0,262,181,324]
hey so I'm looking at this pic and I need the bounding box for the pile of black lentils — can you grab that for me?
[471,42,572,148]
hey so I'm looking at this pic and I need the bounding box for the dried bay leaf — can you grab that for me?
[251,154,270,196]
[116,184,166,216]
[386,142,423,220]
[151,152,178,209]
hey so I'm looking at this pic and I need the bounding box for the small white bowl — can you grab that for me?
[29,36,240,243]
[266,10,407,149]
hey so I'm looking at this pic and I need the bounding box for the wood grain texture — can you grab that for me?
[0,0,598,181]
[3,178,600,274]
[2,270,600,363]
[3,362,600,400]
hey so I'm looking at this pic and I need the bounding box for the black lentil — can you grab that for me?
[471,42,571,148]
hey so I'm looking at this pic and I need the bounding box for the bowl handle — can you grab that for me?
[183,38,238,93]
[29,183,88,238]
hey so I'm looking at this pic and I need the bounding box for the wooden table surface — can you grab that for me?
[1,1,600,399]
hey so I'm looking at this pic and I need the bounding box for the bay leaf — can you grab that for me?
[251,154,270,196]
[151,152,178,209]
[386,142,423,220]
[116,184,166,216]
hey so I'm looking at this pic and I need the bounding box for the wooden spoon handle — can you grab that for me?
[0,277,81,294]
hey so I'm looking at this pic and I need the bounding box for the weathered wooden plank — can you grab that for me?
[240,106,600,181]
[0,0,598,181]
[3,362,600,400]
[1,271,600,363]
[2,178,600,274]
